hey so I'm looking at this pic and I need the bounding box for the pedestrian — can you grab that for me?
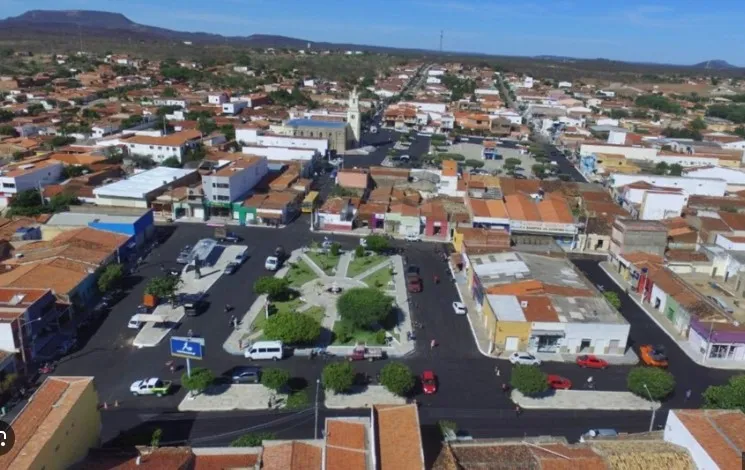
[187,329,193,338]
[430,339,437,350]
[494,365,501,377]
[685,389,692,401]
[501,383,509,393]
[587,376,594,389]
[230,315,236,326]
[169,363,176,373]
[434,274,439,284]
[515,405,522,417]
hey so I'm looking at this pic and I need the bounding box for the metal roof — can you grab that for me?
[93,167,196,199]
[286,119,347,129]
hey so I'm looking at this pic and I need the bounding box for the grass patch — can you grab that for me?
[331,310,398,346]
[251,298,326,333]
[284,259,318,288]
[285,390,310,409]
[305,251,340,275]
[347,254,387,278]
[363,265,394,290]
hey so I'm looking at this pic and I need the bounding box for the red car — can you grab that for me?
[576,355,608,370]
[547,375,572,390]
[421,370,437,394]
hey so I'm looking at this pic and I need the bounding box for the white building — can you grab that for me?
[123,129,202,163]
[0,160,64,207]
[202,156,268,204]
[401,100,447,115]
[208,93,229,105]
[639,191,688,220]
[610,173,727,197]
[222,101,247,115]
[580,143,658,160]
[427,69,445,77]
[685,166,745,192]
[558,81,572,88]
[236,128,328,155]
[664,409,745,470]
[91,122,120,139]
[152,98,189,108]
[722,140,745,150]
[93,167,197,208]
[425,76,441,84]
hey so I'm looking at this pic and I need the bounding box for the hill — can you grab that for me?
[692,60,738,70]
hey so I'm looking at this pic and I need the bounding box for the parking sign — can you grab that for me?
[170,336,204,360]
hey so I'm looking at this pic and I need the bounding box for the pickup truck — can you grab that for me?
[348,345,386,362]
[406,273,422,293]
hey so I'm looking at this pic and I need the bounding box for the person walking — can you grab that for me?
[515,405,522,417]
[187,329,193,338]
[501,383,509,393]
[586,376,594,389]
[685,389,692,401]
[430,339,437,350]
[494,365,501,377]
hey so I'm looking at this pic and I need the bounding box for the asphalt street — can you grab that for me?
[545,142,586,182]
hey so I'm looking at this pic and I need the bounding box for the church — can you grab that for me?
[279,88,362,153]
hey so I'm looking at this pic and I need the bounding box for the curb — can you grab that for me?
[597,263,732,370]
[511,390,661,411]
[448,262,497,360]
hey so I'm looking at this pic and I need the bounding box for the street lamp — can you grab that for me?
[314,378,321,440]
[642,383,656,432]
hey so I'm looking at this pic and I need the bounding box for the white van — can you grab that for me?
[244,341,284,360]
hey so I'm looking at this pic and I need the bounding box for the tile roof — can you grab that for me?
[530,443,607,470]
[389,203,419,217]
[518,295,560,322]
[442,160,458,177]
[193,451,259,470]
[325,419,368,470]
[718,211,745,231]
[0,261,89,298]
[261,441,322,470]
[79,447,195,470]
[673,409,745,470]
[2,377,94,469]
[374,404,425,470]
[125,129,202,147]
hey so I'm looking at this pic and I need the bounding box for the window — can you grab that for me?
[217,195,230,201]
[216,183,229,189]
[2,183,15,189]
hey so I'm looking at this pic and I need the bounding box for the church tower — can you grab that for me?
[347,87,361,146]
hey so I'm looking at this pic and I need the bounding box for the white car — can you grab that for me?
[130,377,172,397]
[452,302,467,315]
[264,256,279,271]
[405,233,421,242]
[128,316,143,330]
[509,352,542,366]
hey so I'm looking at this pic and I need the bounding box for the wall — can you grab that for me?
[31,380,101,470]
[640,192,687,220]
[563,322,629,354]
[494,321,531,350]
[663,411,718,470]
[609,173,727,197]
[127,142,182,163]
[94,196,148,209]
[715,234,745,251]
[241,146,316,162]
[0,322,15,353]
[650,283,670,314]
[580,144,657,160]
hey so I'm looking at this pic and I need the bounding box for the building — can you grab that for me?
[236,127,329,155]
[347,87,362,146]
[609,173,727,198]
[202,156,268,205]
[93,167,199,209]
[43,207,155,247]
[463,251,630,355]
[610,218,668,257]
[0,376,101,470]
[122,129,202,163]
[0,287,57,373]
[664,409,745,469]
[0,159,64,207]
[282,119,350,153]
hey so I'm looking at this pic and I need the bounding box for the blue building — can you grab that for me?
[45,209,154,249]
[579,154,597,175]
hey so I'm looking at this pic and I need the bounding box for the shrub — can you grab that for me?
[603,291,621,309]
[285,390,310,409]
[380,362,415,397]
[703,375,745,412]
[322,362,355,393]
[181,368,215,396]
[337,287,393,330]
[375,330,387,345]
[510,365,548,396]
[365,235,390,253]
[231,432,275,447]
[354,245,365,258]
[261,368,290,392]
[253,277,291,301]
[263,312,321,344]
[627,367,675,400]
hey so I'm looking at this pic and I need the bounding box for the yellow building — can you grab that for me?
[0,376,101,470]
[594,153,640,175]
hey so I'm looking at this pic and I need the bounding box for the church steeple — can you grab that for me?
[347,87,361,146]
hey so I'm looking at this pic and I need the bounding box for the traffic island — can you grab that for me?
[177,384,288,411]
[511,390,661,411]
[324,385,406,409]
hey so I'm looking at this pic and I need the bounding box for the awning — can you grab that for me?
[531,330,565,337]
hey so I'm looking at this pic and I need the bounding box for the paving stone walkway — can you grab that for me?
[178,384,288,411]
[324,385,407,409]
[511,390,661,410]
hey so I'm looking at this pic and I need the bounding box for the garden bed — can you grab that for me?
[251,298,326,333]
[305,251,340,275]
[347,254,387,278]
[362,265,394,290]
[284,259,319,287]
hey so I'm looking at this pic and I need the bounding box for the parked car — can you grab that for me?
[128,316,143,330]
[348,345,386,362]
[547,375,572,390]
[265,256,279,271]
[224,261,239,275]
[421,370,438,394]
[406,273,423,293]
[176,245,192,264]
[406,265,420,275]
[509,352,542,366]
[130,378,172,397]
[183,293,207,317]
[219,232,241,243]
[244,340,284,361]
[580,428,618,443]
[576,355,608,369]
[452,302,467,315]
[405,233,421,242]
[640,344,668,367]
[274,245,287,260]
[235,248,249,264]
[707,295,734,313]
[230,366,262,384]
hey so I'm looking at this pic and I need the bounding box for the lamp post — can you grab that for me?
[314,378,321,440]
[643,384,656,432]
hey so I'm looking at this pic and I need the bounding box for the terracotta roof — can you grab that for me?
[389,203,419,217]
[665,250,709,262]
[261,441,322,470]
[0,261,89,298]
[673,409,745,470]
[718,211,745,231]
[698,216,733,232]
[531,443,607,470]
[124,129,202,147]
[374,404,425,470]
[517,295,560,322]
[486,280,593,298]
[193,451,259,470]
[325,419,368,470]
[1,377,94,469]
[621,252,665,267]
[442,160,458,177]
[505,193,542,221]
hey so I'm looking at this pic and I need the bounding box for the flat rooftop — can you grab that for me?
[93,167,196,199]
[470,251,588,289]
[676,271,745,324]
[47,212,140,226]
[286,118,347,129]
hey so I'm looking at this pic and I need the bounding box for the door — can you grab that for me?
[505,337,519,351]
[194,207,205,220]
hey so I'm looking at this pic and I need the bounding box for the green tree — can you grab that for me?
[197,117,217,135]
[285,390,309,409]
[97,263,123,293]
[380,362,415,397]
[654,161,669,175]
[337,288,393,329]
[703,375,745,412]
[264,312,321,344]
[627,367,675,400]
[231,432,275,447]
[603,291,621,309]
[330,242,341,256]
[181,368,214,396]
[220,124,236,141]
[253,277,291,301]
[365,235,390,253]
[161,156,182,168]
[668,163,684,176]
[260,368,290,392]
[354,245,365,258]
[609,109,629,119]
[322,362,355,393]
[505,157,522,166]
[0,109,13,122]
[464,159,485,169]
[162,87,177,97]
[510,365,548,396]
[689,116,707,130]
[144,275,181,299]
[0,124,17,136]
[81,108,100,120]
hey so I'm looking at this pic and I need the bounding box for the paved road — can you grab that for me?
[543,141,586,182]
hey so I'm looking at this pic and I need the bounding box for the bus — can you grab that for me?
[301,191,320,214]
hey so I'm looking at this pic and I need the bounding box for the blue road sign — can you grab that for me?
[170,336,204,360]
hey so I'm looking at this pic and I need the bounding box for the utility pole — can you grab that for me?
[314,379,321,440]
[439,30,444,52]
[643,384,656,431]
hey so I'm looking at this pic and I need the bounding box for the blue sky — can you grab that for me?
[3,0,745,65]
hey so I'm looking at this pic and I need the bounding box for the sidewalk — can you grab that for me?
[599,262,745,370]
[312,227,449,244]
[450,261,639,364]
[134,244,250,348]
[325,386,406,409]
[178,384,288,411]
[336,251,353,278]
[511,390,660,411]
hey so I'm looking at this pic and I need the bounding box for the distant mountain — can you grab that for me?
[692,60,738,70]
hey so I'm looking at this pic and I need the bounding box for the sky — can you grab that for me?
[2,0,745,66]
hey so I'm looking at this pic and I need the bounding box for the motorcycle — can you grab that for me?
[38,362,56,374]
